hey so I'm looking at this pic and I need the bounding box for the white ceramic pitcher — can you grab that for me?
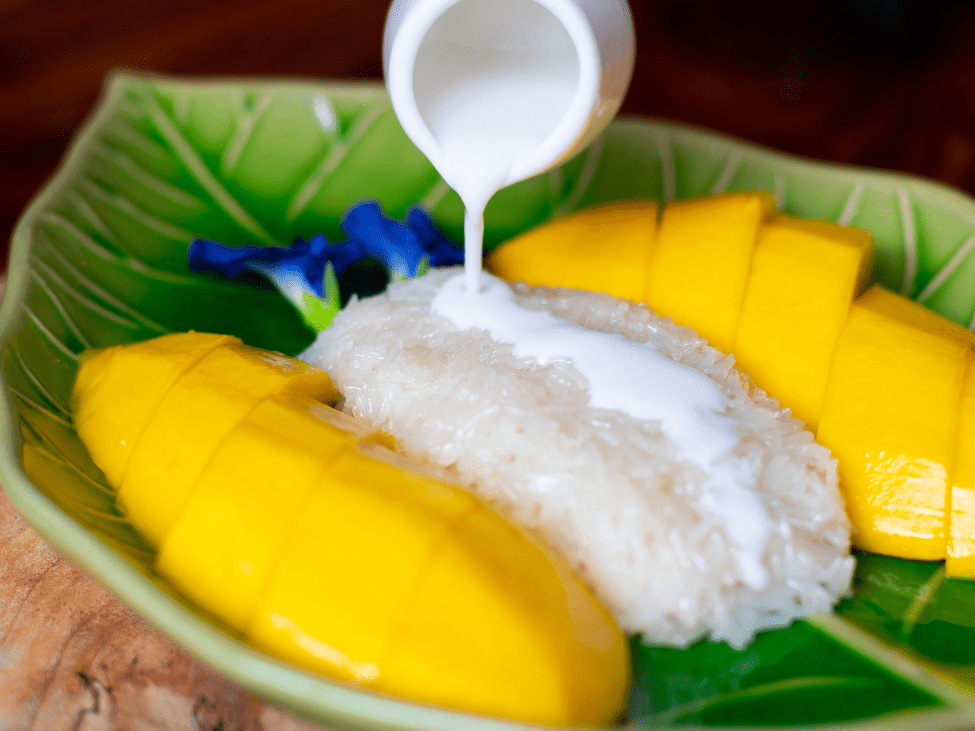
[383,0,635,192]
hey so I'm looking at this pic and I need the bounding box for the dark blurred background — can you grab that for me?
[4,0,975,260]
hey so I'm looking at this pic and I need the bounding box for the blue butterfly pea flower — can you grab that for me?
[406,206,466,267]
[186,201,463,332]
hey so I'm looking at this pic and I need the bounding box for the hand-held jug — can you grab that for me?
[383,0,635,292]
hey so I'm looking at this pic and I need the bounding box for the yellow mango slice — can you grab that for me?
[487,200,658,302]
[817,286,972,559]
[248,441,628,726]
[247,443,478,683]
[71,331,236,486]
[646,192,776,352]
[157,397,372,629]
[116,340,338,546]
[733,216,873,428]
[384,497,630,727]
[73,333,630,726]
[947,360,975,577]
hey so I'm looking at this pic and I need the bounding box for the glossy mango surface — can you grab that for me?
[488,199,658,303]
[71,331,236,486]
[948,363,975,574]
[487,194,975,573]
[733,216,874,429]
[817,286,971,559]
[647,192,775,352]
[71,332,630,727]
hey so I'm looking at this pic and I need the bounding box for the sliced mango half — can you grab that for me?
[71,331,236,486]
[156,396,366,629]
[817,286,972,559]
[115,340,337,545]
[947,361,975,577]
[733,216,873,428]
[646,191,776,352]
[487,200,658,303]
[71,333,631,727]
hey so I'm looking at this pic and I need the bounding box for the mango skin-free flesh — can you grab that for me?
[488,194,975,575]
[70,332,631,727]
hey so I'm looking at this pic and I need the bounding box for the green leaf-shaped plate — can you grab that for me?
[4,72,975,731]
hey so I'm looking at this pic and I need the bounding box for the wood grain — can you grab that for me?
[0,485,331,730]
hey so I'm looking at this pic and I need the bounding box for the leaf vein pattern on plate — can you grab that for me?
[773,174,786,211]
[22,307,80,362]
[420,178,451,211]
[31,247,167,335]
[655,135,676,203]
[651,676,866,726]
[285,98,390,222]
[8,348,70,420]
[900,566,948,642]
[897,186,919,296]
[30,256,159,331]
[78,175,197,245]
[143,90,275,245]
[29,270,91,350]
[553,134,604,216]
[91,142,208,211]
[219,91,276,179]
[709,151,741,195]
[837,181,865,226]
[810,613,975,707]
[917,232,975,306]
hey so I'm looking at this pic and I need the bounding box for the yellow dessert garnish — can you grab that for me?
[733,216,874,429]
[487,194,975,575]
[488,199,657,303]
[817,286,971,560]
[71,332,630,727]
[647,192,775,352]
[72,331,237,486]
[948,363,975,575]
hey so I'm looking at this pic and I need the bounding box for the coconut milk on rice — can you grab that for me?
[301,267,854,648]
[313,2,851,648]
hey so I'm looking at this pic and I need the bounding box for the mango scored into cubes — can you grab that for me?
[816,286,972,560]
[70,332,630,727]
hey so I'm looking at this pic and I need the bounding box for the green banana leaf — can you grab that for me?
[4,72,975,731]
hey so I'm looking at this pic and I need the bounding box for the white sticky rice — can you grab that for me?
[301,268,854,648]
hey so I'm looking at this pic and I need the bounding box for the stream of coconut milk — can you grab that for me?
[400,0,771,588]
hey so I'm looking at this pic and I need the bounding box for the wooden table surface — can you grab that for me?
[6,0,975,727]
